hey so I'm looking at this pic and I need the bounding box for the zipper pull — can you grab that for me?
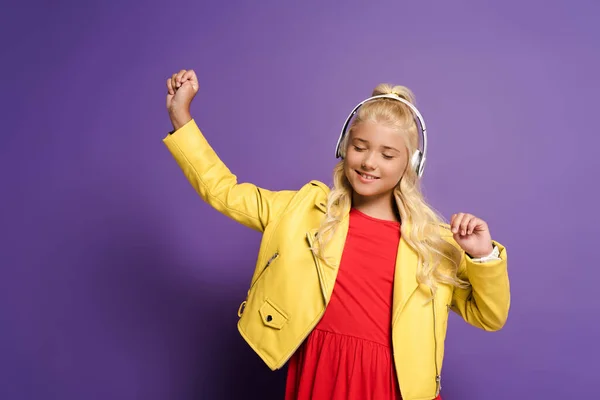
[265,251,279,268]
[237,300,247,317]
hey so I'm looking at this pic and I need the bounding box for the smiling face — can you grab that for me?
[343,120,409,203]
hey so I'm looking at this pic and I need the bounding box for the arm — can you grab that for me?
[163,119,296,232]
[448,213,511,331]
[164,69,296,232]
[450,240,510,331]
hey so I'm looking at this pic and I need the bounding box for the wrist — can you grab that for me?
[169,109,192,131]
[467,243,494,259]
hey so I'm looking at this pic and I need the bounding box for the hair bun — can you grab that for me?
[372,83,416,104]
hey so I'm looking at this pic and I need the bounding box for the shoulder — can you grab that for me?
[437,223,463,253]
[437,222,451,234]
[307,180,330,194]
[438,222,452,234]
[293,179,330,198]
[302,180,330,203]
[281,180,330,211]
[438,223,457,244]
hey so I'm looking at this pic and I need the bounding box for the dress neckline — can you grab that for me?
[350,207,401,227]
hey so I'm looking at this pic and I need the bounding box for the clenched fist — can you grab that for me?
[166,69,199,131]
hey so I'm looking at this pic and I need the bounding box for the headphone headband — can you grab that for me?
[335,94,428,178]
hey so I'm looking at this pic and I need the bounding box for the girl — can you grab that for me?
[163,69,510,400]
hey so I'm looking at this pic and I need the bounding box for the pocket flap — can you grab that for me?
[259,298,289,330]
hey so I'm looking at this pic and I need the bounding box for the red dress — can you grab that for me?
[285,208,442,400]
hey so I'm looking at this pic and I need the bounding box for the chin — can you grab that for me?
[356,188,385,198]
[349,180,382,197]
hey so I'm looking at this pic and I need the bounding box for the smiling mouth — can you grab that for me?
[356,170,379,180]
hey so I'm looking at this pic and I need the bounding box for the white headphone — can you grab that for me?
[335,94,428,178]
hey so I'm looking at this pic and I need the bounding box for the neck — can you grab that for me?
[352,191,399,222]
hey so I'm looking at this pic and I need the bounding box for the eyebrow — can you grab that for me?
[353,138,401,153]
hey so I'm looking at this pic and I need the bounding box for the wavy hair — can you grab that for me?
[311,84,469,294]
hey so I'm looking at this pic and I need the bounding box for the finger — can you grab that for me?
[466,217,479,235]
[459,214,472,236]
[180,69,195,83]
[175,69,187,87]
[450,213,459,233]
[451,213,464,234]
[181,70,199,91]
[167,78,174,95]
[171,73,178,91]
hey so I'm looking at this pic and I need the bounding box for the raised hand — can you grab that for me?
[450,213,494,258]
[166,69,199,131]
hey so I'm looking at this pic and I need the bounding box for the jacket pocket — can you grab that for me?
[259,298,289,330]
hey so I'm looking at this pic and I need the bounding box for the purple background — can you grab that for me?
[2,0,599,399]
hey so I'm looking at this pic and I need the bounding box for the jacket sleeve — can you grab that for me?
[450,240,511,331]
[163,119,297,232]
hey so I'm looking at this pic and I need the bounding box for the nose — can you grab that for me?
[361,152,376,170]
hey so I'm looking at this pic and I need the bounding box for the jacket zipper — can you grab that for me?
[432,295,441,396]
[252,251,279,288]
[238,251,279,317]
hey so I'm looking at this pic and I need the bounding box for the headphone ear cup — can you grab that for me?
[411,150,422,174]
[417,155,426,178]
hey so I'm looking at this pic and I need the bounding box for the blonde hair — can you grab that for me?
[312,83,469,294]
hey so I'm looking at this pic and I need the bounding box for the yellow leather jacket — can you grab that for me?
[164,119,511,400]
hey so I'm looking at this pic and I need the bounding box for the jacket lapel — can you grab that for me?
[392,220,421,325]
[307,201,349,305]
